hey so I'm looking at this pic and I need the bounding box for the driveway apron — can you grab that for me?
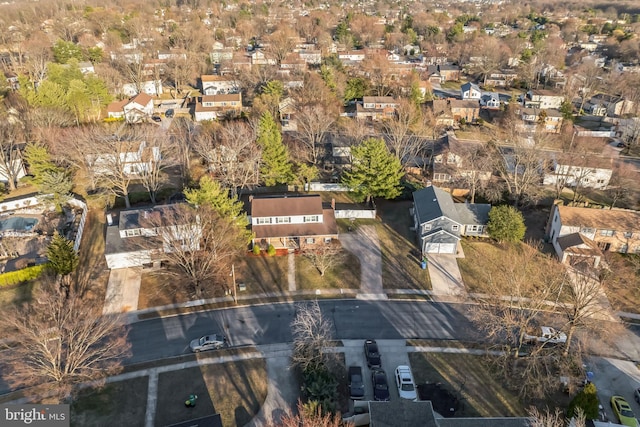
[103,267,142,314]
[426,254,466,300]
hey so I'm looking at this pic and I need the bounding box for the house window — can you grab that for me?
[276,217,291,224]
[257,218,272,224]
[324,237,332,243]
[423,224,432,232]
[620,244,629,253]
[452,225,459,231]
[580,227,594,234]
[304,215,319,223]
[306,237,315,244]
[600,229,614,237]
[597,179,605,184]
[624,232,633,238]
[467,225,478,232]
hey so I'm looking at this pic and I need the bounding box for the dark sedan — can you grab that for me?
[364,339,381,368]
[348,366,365,400]
[371,369,390,401]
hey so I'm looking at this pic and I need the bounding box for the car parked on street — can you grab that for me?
[151,115,162,122]
[348,366,365,400]
[611,395,638,427]
[165,108,174,118]
[395,365,417,400]
[364,339,381,368]
[371,368,390,401]
[635,388,640,404]
[189,333,227,352]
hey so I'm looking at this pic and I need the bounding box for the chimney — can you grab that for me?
[331,198,335,210]
[426,181,432,187]
[249,195,254,203]
[106,214,113,226]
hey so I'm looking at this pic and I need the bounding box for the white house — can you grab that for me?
[194,93,242,122]
[298,50,322,65]
[460,82,481,100]
[122,80,163,97]
[89,140,161,177]
[200,75,240,95]
[525,89,565,109]
[122,93,154,123]
[542,154,613,190]
[104,205,201,269]
[338,50,366,63]
[480,92,500,109]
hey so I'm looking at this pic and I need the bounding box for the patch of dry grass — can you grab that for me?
[409,352,526,417]
[155,359,268,427]
[602,253,640,314]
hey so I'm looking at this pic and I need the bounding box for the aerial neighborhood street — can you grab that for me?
[3,0,640,426]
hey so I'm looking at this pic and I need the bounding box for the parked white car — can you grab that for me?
[395,365,417,400]
[524,326,567,344]
[189,333,227,352]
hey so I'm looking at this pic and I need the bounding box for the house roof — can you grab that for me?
[363,96,396,104]
[558,205,640,232]
[557,232,600,252]
[454,202,491,226]
[413,185,461,225]
[201,74,226,82]
[107,99,128,113]
[450,100,480,110]
[130,92,153,106]
[252,208,338,239]
[251,194,323,217]
[461,82,480,92]
[201,93,242,103]
[547,152,613,170]
[438,418,529,427]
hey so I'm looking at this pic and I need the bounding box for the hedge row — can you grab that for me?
[0,264,47,287]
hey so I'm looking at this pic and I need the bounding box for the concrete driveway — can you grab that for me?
[589,356,640,423]
[103,268,142,314]
[425,254,466,300]
[340,225,385,299]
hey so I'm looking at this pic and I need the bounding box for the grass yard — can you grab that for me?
[375,200,431,290]
[296,250,361,290]
[71,376,148,427]
[77,210,110,302]
[155,359,268,427]
[138,271,196,309]
[602,253,640,314]
[237,255,290,294]
[409,352,526,417]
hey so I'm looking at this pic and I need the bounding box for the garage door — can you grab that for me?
[423,242,456,254]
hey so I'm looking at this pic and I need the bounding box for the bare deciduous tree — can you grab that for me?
[293,103,337,165]
[291,301,335,371]
[273,400,345,427]
[303,242,344,276]
[137,129,177,204]
[140,204,247,298]
[0,280,131,402]
[0,113,27,191]
[382,99,430,167]
[528,406,585,427]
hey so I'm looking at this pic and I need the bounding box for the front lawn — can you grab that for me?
[155,359,268,427]
[602,253,640,314]
[409,352,526,417]
[296,249,361,290]
[375,200,431,290]
[71,376,149,426]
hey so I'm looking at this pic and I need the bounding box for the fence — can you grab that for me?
[67,199,88,252]
[335,208,376,219]
[306,182,350,192]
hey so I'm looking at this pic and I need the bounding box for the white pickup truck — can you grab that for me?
[524,326,567,344]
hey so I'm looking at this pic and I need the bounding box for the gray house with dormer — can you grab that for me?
[412,185,491,255]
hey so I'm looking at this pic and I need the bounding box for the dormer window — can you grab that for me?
[304,215,319,223]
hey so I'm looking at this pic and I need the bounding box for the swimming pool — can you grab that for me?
[0,216,39,232]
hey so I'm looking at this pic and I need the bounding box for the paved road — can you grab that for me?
[125,300,478,364]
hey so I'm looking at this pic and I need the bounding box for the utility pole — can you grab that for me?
[231,263,237,304]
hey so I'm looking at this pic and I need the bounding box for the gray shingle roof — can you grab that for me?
[413,186,461,225]
[369,400,438,427]
[454,203,491,226]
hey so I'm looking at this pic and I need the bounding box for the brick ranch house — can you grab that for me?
[249,194,338,251]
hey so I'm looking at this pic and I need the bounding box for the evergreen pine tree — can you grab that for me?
[47,232,79,277]
[342,137,403,202]
[256,111,293,186]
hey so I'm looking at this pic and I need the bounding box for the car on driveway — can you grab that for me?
[371,369,390,401]
[364,339,381,368]
[395,365,417,400]
[611,395,638,427]
[151,115,162,122]
[165,108,174,118]
[348,366,365,400]
[190,333,227,352]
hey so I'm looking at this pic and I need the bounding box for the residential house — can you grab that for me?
[279,53,307,72]
[480,92,500,109]
[437,64,461,82]
[450,100,480,123]
[519,107,564,133]
[412,184,491,254]
[104,205,200,269]
[431,135,492,184]
[338,50,366,64]
[89,140,161,177]
[543,153,613,190]
[586,94,635,117]
[200,75,240,95]
[298,49,322,65]
[122,80,163,97]
[210,47,234,64]
[546,204,640,267]
[429,100,455,128]
[107,93,154,123]
[279,97,297,132]
[194,93,242,122]
[157,50,187,61]
[460,82,481,100]
[250,50,276,66]
[425,66,443,84]
[250,194,338,251]
[356,96,398,121]
[485,70,518,87]
[524,89,565,109]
